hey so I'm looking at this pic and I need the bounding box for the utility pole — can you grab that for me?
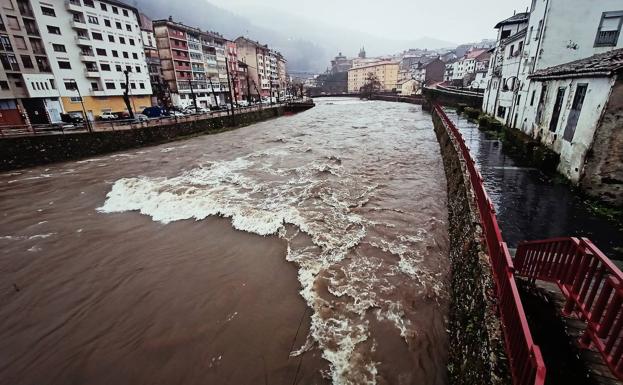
[225,57,236,122]
[269,79,273,106]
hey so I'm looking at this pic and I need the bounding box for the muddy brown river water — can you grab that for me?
[0,98,450,385]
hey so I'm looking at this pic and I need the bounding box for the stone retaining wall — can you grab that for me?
[432,112,511,385]
[0,105,311,171]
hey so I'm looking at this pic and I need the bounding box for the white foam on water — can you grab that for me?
[98,146,442,385]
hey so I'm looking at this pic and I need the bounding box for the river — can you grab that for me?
[0,98,450,385]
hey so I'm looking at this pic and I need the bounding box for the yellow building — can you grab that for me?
[61,95,152,120]
[348,62,400,93]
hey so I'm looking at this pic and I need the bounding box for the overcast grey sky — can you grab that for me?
[209,0,532,44]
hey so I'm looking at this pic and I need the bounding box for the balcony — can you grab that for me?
[79,52,95,61]
[71,19,88,29]
[84,69,100,77]
[75,35,91,45]
[65,0,82,12]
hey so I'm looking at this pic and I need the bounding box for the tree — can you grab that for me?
[359,72,382,99]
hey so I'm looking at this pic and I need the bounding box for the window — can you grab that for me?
[125,65,131,71]
[52,43,66,52]
[105,82,115,89]
[64,81,76,90]
[115,22,121,30]
[96,48,106,56]
[500,29,511,39]
[47,25,61,34]
[508,45,514,58]
[120,82,126,88]
[132,52,138,59]
[104,19,111,27]
[527,26,533,44]
[135,65,141,72]
[92,32,103,40]
[126,24,131,31]
[130,82,136,89]
[0,35,13,51]
[108,34,114,42]
[36,56,50,72]
[497,105,506,118]
[111,50,118,57]
[115,64,122,71]
[100,3,107,11]
[536,20,543,40]
[41,6,55,16]
[530,90,536,106]
[595,11,623,47]
[122,9,128,17]
[129,38,134,46]
[122,51,128,58]
[100,63,110,71]
[112,6,118,14]
[139,82,145,89]
[0,81,9,90]
[12,36,26,50]
[91,81,99,90]
[87,16,98,24]
[83,0,94,7]
[119,36,125,44]
[70,96,82,102]
[6,16,20,30]
[58,60,71,69]
[20,55,33,68]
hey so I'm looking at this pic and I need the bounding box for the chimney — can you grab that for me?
[168,15,173,22]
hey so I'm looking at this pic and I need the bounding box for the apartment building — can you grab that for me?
[140,13,163,107]
[235,36,271,99]
[347,61,399,93]
[0,0,56,125]
[483,0,623,203]
[153,17,231,109]
[0,0,152,124]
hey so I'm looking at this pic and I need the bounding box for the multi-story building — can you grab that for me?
[483,1,623,203]
[0,0,56,126]
[235,36,270,99]
[330,52,351,74]
[225,41,241,102]
[32,0,152,121]
[275,51,287,99]
[153,17,230,109]
[347,61,399,93]
[140,13,163,106]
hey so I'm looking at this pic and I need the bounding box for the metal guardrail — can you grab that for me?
[433,104,546,385]
[0,103,295,138]
[515,237,623,380]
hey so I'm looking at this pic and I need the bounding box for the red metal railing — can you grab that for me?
[515,237,623,380]
[433,104,546,385]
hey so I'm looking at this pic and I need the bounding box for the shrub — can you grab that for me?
[463,107,481,120]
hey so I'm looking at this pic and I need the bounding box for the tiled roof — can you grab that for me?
[529,48,623,80]
[494,12,529,28]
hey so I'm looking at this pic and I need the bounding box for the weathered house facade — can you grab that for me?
[483,0,623,204]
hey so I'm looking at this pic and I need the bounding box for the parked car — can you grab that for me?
[60,112,85,124]
[134,114,149,122]
[143,106,166,118]
[169,111,186,117]
[100,112,118,120]
[237,100,250,107]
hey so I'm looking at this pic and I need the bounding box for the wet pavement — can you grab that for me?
[445,111,623,261]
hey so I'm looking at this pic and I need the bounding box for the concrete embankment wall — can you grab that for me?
[369,94,424,104]
[0,105,311,171]
[432,113,511,385]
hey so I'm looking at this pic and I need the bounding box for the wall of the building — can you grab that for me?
[61,94,151,118]
[347,63,399,92]
[580,77,623,205]
[529,77,613,183]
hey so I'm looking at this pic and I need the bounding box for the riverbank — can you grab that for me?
[0,104,314,171]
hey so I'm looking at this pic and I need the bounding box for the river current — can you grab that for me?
[1,98,450,385]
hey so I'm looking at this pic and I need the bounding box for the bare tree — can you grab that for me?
[359,72,382,99]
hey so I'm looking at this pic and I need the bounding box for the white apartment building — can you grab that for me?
[32,0,152,120]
